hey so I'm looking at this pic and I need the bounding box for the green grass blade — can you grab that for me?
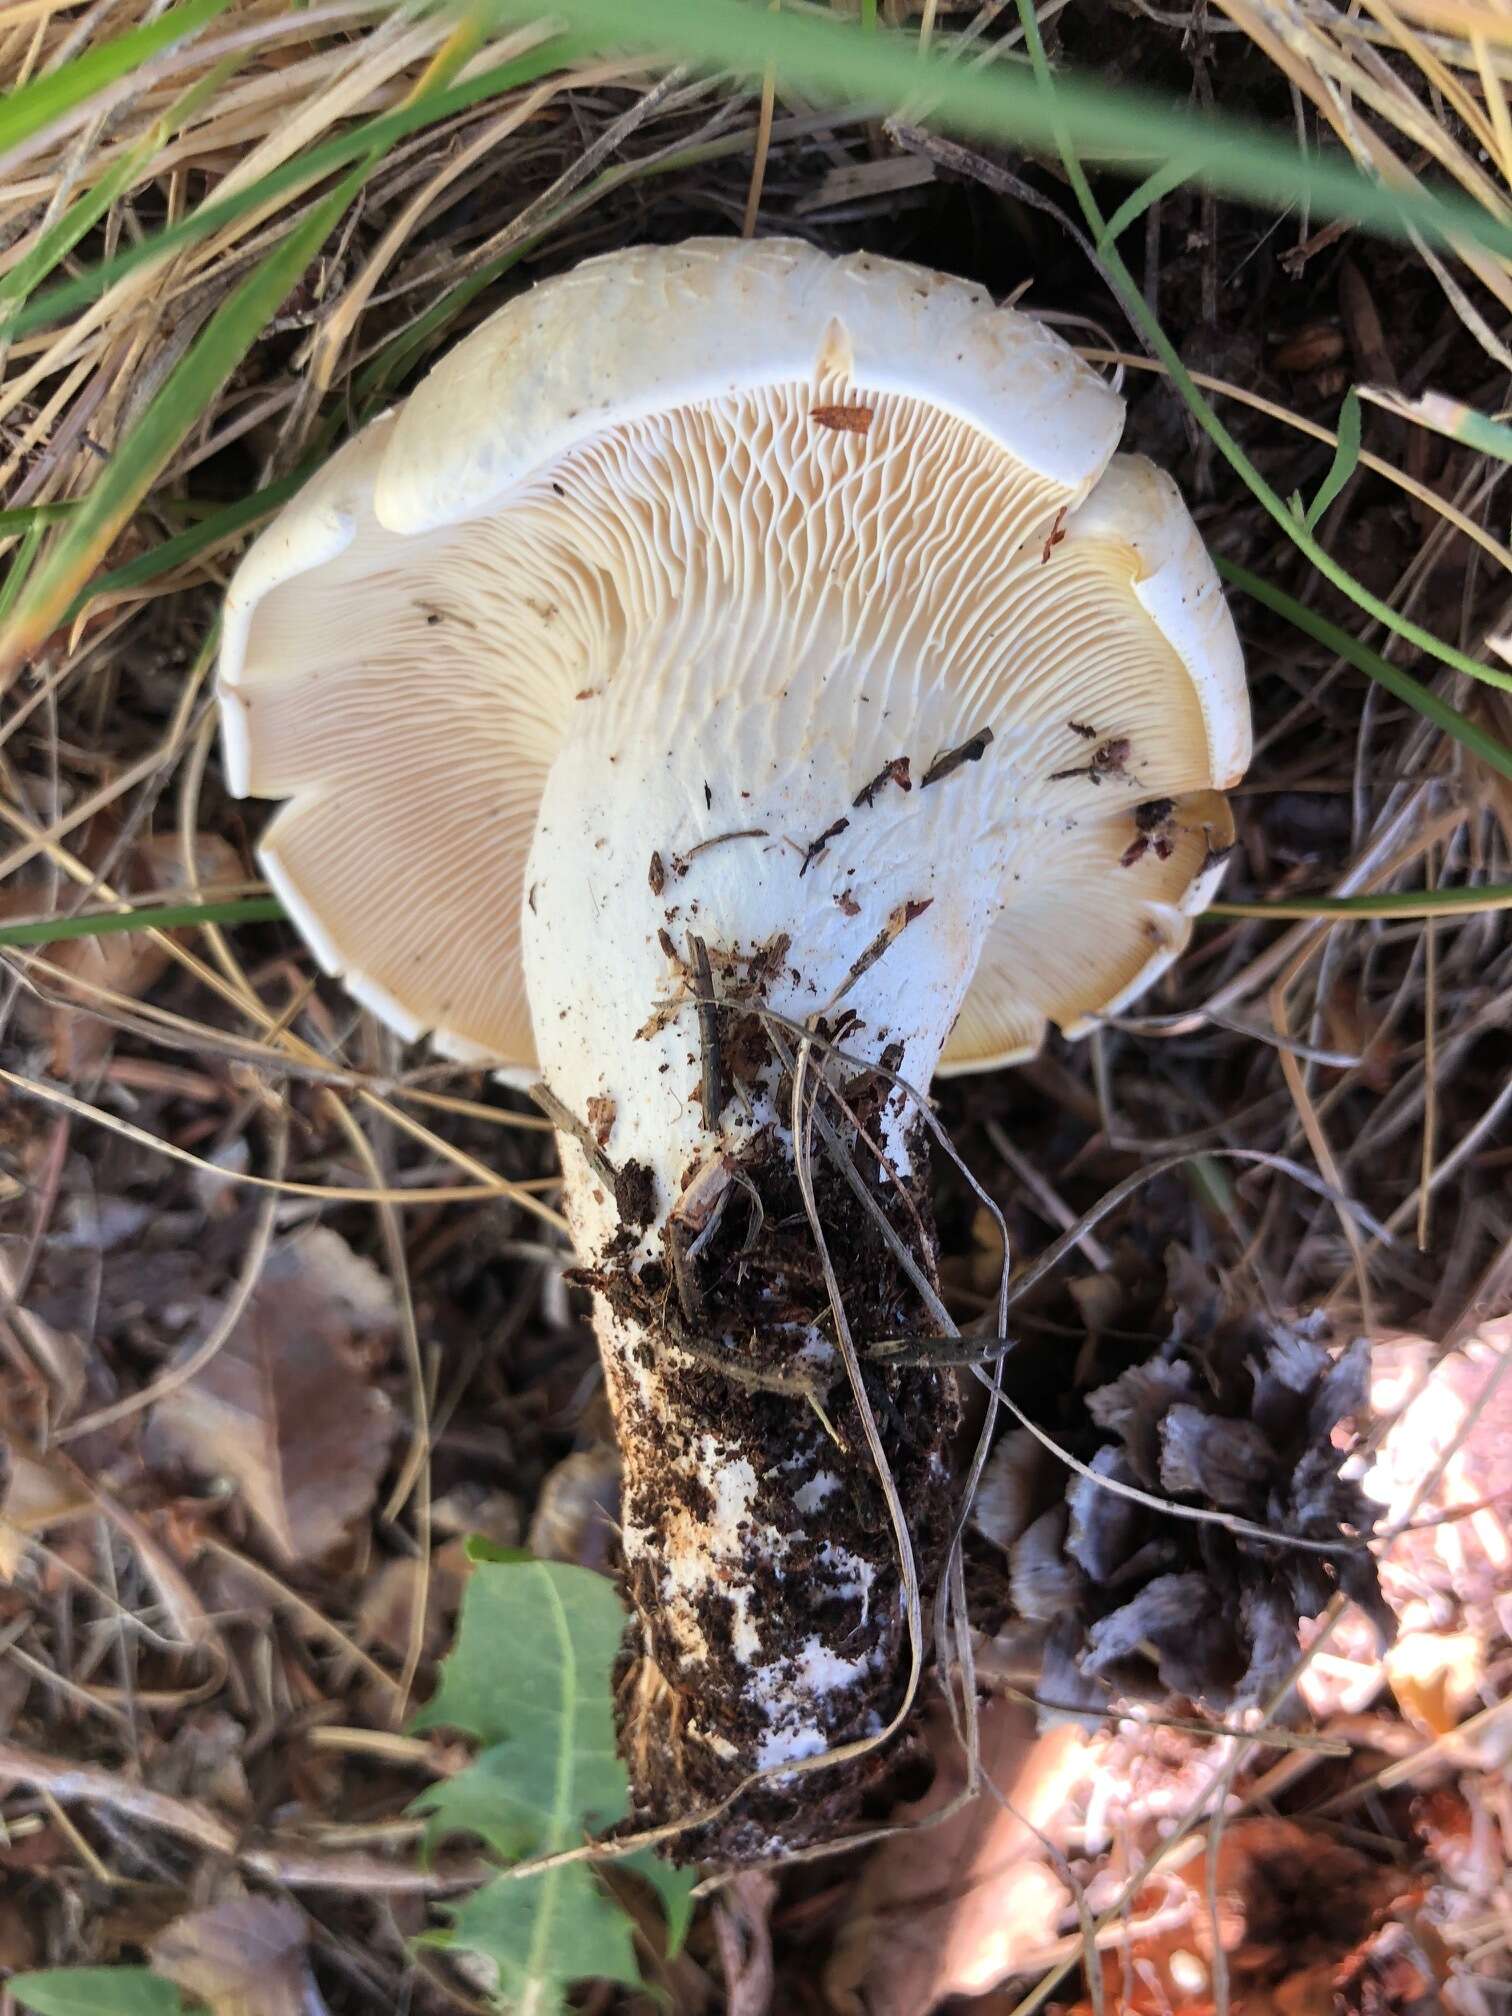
[0,504,78,533]
[1011,0,1512,707]
[0,162,368,681]
[62,465,319,625]
[0,0,233,162]
[1209,884,1512,919]
[1218,558,1512,781]
[1359,385,1512,463]
[0,897,285,949]
[0,57,245,319]
[1098,154,1198,247]
[1303,387,1361,530]
[6,39,571,341]
[480,0,1512,266]
[0,521,47,631]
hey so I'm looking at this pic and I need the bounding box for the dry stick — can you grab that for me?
[0,1737,491,1891]
[822,897,932,1011]
[239,1844,491,1894]
[0,1738,238,1855]
[6,767,563,1226]
[688,932,725,1124]
[338,1083,431,1721]
[200,1537,401,1703]
[740,0,778,237]
[674,826,769,868]
[765,1017,1379,1555]
[919,725,994,788]
[527,1077,617,1187]
[758,1011,1005,1776]
[0,1067,558,1205]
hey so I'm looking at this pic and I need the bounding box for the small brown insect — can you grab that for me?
[812,404,875,434]
[1068,718,1097,741]
[1041,506,1068,564]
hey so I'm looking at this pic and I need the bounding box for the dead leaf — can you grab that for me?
[145,1231,396,1564]
[356,1538,469,1661]
[527,1444,620,1571]
[48,833,241,1077]
[0,1440,90,1581]
[714,1870,777,2016]
[826,1699,1084,2015]
[151,1895,328,2016]
[1385,1627,1485,1735]
[1366,1320,1512,1635]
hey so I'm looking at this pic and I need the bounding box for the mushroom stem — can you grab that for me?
[521,682,1001,1858]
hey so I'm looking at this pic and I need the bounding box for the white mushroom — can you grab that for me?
[219,237,1249,1854]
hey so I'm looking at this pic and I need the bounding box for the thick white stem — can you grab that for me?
[520,628,1002,1832]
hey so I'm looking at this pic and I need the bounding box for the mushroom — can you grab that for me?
[218,238,1249,1857]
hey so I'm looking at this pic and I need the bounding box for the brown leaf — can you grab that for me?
[826,1700,1085,2014]
[145,1231,396,1564]
[151,1896,328,2016]
[1366,1320,1512,1630]
[0,1440,91,1581]
[527,1444,621,1571]
[48,833,241,1076]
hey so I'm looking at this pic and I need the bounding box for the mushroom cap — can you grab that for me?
[219,237,1248,1074]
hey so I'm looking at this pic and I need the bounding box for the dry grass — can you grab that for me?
[0,0,1509,2009]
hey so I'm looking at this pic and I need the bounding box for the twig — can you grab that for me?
[530,1077,617,1187]
[0,1739,237,1855]
[688,932,725,1125]
[825,898,933,1009]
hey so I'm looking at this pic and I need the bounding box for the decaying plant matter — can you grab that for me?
[218,236,1249,1855]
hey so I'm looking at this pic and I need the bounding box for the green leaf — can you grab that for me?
[1304,387,1361,529]
[412,1559,692,2011]
[1359,383,1512,462]
[412,1560,628,1811]
[9,1970,191,2016]
[1098,153,1199,248]
[463,1536,535,1567]
[428,1865,641,2016]
[60,466,314,625]
[622,1848,698,1957]
[0,0,232,162]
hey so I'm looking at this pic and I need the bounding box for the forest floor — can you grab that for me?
[0,1,1509,2010]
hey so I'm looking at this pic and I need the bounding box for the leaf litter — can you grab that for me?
[0,1,1510,2010]
[144,1229,397,1567]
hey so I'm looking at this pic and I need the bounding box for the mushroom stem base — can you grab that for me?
[588,1120,959,1864]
